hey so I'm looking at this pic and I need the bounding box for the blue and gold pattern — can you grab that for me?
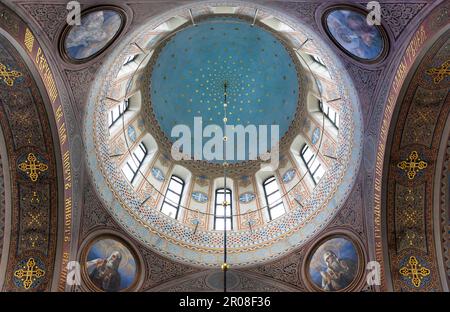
[0,62,22,86]
[150,17,299,162]
[399,256,431,288]
[425,59,449,84]
[13,257,45,289]
[397,151,428,180]
[17,153,48,182]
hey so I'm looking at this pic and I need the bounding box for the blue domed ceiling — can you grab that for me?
[150,17,299,161]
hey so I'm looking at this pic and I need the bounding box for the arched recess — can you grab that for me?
[381,22,449,292]
[0,2,81,290]
[0,30,59,291]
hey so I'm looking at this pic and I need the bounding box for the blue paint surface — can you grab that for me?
[150,17,299,161]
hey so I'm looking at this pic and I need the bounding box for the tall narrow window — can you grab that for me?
[108,99,129,128]
[300,144,325,185]
[320,101,339,128]
[122,141,147,183]
[214,188,232,230]
[160,175,185,219]
[263,176,286,220]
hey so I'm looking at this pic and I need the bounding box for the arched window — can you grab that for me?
[300,144,325,185]
[108,99,129,128]
[214,188,232,230]
[263,176,286,220]
[319,100,339,128]
[160,175,185,219]
[122,141,147,183]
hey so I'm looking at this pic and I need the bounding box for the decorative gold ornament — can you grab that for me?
[397,151,427,180]
[0,62,22,86]
[13,258,45,289]
[426,60,449,84]
[221,263,230,271]
[399,256,430,288]
[24,28,35,53]
[18,153,48,182]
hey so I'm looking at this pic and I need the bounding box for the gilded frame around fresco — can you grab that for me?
[79,232,142,292]
[302,230,366,292]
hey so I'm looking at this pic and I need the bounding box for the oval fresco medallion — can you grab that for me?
[306,235,362,291]
[324,7,387,62]
[62,7,124,62]
[82,236,139,292]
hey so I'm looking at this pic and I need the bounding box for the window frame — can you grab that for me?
[300,144,323,185]
[160,175,185,219]
[319,100,339,129]
[214,188,233,230]
[123,141,147,184]
[108,99,129,128]
[262,176,286,221]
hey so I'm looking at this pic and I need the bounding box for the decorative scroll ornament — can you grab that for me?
[0,62,22,86]
[399,256,430,287]
[397,151,427,180]
[13,258,45,289]
[18,153,48,182]
[426,60,450,84]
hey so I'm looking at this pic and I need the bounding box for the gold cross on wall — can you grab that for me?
[18,153,48,182]
[426,60,450,84]
[399,256,430,288]
[0,62,22,86]
[13,258,45,289]
[397,151,427,180]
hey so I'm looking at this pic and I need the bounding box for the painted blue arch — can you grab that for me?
[150,17,299,162]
